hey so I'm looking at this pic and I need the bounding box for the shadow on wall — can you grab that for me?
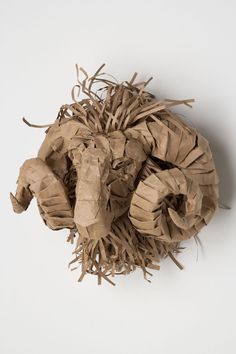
[208,137,234,207]
[177,107,235,208]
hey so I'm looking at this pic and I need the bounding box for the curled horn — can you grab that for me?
[129,168,203,242]
[10,158,75,230]
[128,110,219,242]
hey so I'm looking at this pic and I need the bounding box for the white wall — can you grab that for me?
[1,1,235,353]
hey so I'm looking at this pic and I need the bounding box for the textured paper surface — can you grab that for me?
[10,65,219,284]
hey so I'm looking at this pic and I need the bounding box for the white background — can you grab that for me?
[1,1,235,353]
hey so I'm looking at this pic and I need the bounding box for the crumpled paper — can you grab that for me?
[10,64,219,285]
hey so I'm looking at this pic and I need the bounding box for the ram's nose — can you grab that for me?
[74,147,114,239]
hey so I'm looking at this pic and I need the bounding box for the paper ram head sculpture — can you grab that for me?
[10,65,219,285]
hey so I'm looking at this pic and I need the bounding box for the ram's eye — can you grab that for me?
[112,157,132,170]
